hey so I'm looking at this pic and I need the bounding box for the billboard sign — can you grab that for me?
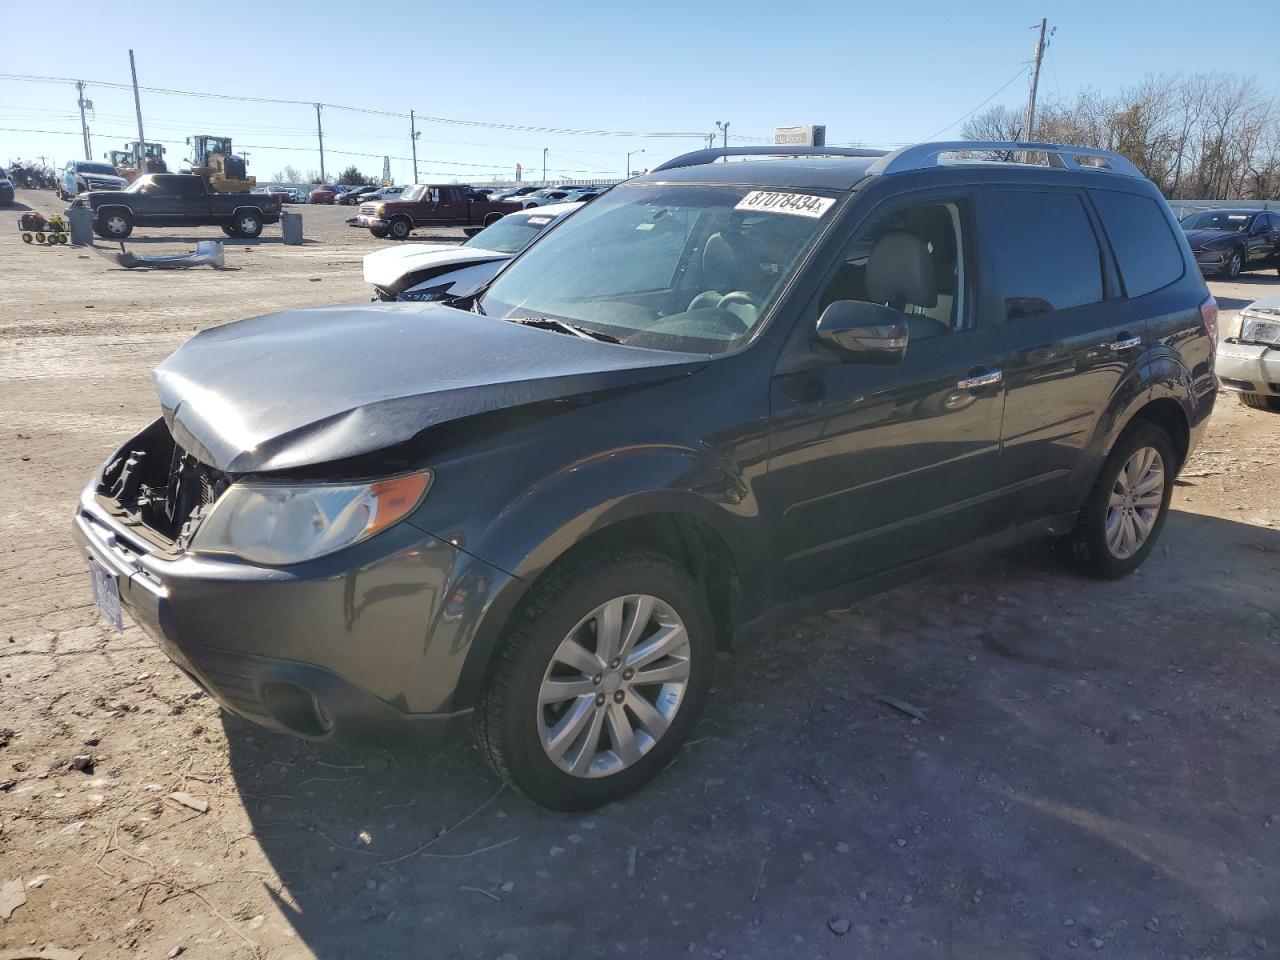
[774,125,827,147]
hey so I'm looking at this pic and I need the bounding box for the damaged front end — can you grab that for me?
[95,417,231,552]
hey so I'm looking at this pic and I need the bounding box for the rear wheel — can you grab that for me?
[231,210,263,239]
[221,225,236,237]
[1240,392,1280,413]
[95,210,132,239]
[475,549,714,811]
[1052,421,1176,579]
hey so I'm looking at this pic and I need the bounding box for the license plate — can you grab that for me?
[88,558,124,632]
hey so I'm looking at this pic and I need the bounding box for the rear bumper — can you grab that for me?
[71,480,518,745]
[1215,341,1280,395]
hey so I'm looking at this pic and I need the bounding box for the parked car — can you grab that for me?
[355,183,523,239]
[358,185,406,205]
[337,185,380,206]
[308,184,342,204]
[72,173,282,239]
[491,186,542,202]
[363,201,580,301]
[563,187,605,203]
[58,160,127,200]
[519,188,575,208]
[72,141,1215,810]
[1179,209,1280,279]
[252,186,294,205]
[0,171,13,206]
[1216,289,1280,411]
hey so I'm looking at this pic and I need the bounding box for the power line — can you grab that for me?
[920,65,1031,141]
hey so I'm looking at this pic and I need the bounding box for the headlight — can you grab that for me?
[1240,312,1280,347]
[190,471,431,565]
[375,203,387,216]
[397,284,451,302]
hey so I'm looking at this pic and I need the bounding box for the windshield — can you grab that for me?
[122,176,154,194]
[79,163,118,176]
[480,182,839,353]
[463,211,558,254]
[399,185,427,202]
[1181,211,1256,232]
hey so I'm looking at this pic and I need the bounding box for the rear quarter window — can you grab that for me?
[1090,189,1184,297]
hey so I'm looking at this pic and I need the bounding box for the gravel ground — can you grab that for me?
[1,188,1279,960]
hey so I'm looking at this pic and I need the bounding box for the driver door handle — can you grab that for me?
[957,369,1003,390]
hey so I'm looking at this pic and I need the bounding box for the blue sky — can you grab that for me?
[2,0,1276,185]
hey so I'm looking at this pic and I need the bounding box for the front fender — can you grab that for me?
[410,442,766,711]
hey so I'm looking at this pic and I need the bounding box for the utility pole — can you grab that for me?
[410,109,419,183]
[1023,18,1049,143]
[75,81,92,161]
[127,51,146,171]
[542,147,548,184]
[315,103,326,183]
[626,148,644,177]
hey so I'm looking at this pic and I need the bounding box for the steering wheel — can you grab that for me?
[716,291,760,331]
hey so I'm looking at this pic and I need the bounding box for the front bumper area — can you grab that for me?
[1215,340,1280,395]
[72,483,518,745]
[356,216,388,228]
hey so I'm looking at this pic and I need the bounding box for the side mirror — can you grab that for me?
[816,300,908,364]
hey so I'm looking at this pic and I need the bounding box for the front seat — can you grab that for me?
[687,233,758,327]
[865,231,949,340]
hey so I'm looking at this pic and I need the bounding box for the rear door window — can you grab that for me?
[984,190,1104,321]
[1090,189,1184,297]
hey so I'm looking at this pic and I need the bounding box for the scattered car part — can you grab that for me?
[102,240,226,270]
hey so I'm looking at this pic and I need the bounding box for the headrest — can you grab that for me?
[702,232,739,291]
[866,231,938,308]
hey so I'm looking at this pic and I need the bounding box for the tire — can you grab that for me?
[1221,249,1244,279]
[221,225,237,237]
[369,226,389,239]
[1240,392,1280,413]
[483,212,504,227]
[230,210,263,239]
[96,210,132,239]
[21,233,32,244]
[475,549,715,811]
[388,217,412,241]
[1052,421,1177,580]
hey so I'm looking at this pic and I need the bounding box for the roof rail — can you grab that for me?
[867,141,1143,178]
[652,145,889,173]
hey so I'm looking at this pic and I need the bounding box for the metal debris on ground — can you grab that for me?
[96,241,226,270]
[872,694,930,722]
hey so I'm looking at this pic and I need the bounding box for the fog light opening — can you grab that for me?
[261,681,333,738]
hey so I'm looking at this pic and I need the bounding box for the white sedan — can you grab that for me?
[1217,289,1280,412]
[362,202,580,302]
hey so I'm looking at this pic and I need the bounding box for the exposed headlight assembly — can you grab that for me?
[190,471,431,565]
[1240,311,1280,347]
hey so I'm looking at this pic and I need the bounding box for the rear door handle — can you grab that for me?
[957,369,1003,390]
[1108,335,1143,351]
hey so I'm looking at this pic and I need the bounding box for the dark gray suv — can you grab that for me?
[73,141,1217,809]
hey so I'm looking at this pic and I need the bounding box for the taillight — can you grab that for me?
[1199,295,1218,342]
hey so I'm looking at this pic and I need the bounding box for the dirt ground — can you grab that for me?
[2,188,1279,960]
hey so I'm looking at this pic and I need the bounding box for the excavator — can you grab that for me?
[107,142,168,183]
[185,135,255,193]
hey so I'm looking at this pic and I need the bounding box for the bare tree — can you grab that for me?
[271,164,304,183]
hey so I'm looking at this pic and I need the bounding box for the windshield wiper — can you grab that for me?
[509,317,620,343]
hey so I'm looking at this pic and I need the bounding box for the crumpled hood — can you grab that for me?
[362,242,504,288]
[154,303,707,473]
[1183,228,1237,249]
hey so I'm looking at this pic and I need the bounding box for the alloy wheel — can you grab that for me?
[537,594,691,779]
[1228,251,1243,278]
[107,215,128,235]
[1105,445,1165,559]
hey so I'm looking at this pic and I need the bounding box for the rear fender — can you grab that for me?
[1059,345,1195,511]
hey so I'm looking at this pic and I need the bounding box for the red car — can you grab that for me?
[308,185,342,204]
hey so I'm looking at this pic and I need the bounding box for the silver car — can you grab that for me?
[1216,290,1280,411]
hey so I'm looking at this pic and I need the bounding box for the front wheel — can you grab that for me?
[1222,249,1244,279]
[1240,392,1280,413]
[476,549,714,811]
[388,217,412,240]
[1052,422,1176,579]
[483,212,504,227]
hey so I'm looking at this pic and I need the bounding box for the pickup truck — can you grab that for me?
[72,173,282,240]
[356,184,523,240]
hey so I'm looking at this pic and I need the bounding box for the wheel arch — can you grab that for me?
[229,204,265,221]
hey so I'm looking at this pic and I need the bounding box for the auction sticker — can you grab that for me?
[735,191,835,218]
